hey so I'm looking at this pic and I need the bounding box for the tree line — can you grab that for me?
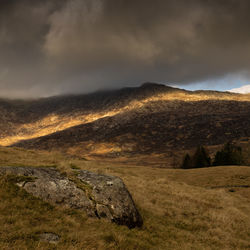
[181,142,245,169]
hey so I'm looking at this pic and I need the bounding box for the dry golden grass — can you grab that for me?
[0,147,249,249]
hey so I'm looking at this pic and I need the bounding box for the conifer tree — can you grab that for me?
[181,154,192,169]
[181,146,211,169]
[192,146,211,168]
[213,143,244,166]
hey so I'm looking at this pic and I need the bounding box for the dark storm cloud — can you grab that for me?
[0,0,250,97]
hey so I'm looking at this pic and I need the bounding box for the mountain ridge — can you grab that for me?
[0,83,250,166]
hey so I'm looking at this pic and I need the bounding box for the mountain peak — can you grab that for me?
[140,82,168,89]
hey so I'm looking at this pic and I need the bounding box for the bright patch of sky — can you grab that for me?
[173,74,250,93]
[229,84,250,94]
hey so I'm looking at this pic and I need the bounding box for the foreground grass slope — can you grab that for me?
[0,147,249,249]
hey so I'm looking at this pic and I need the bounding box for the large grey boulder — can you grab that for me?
[0,166,142,228]
[77,170,143,228]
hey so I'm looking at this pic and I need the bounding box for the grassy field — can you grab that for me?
[0,147,249,249]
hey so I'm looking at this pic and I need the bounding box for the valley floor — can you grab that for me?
[0,147,249,249]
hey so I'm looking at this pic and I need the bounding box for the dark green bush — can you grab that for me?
[181,154,192,169]
[181,146,211,169]
[213,142,244,166]
[193,146,211,168]
[181,143,245,169]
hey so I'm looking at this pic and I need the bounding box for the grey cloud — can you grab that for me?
[0,0,250,97]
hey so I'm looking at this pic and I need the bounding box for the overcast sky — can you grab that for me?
[1,0,250,98]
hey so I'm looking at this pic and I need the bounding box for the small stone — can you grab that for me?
[39,232,60,244]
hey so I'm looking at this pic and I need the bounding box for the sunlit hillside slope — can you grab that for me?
[0,83,250,165]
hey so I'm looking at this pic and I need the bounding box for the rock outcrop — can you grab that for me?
[77,170,143,228]
[0,166,143,228]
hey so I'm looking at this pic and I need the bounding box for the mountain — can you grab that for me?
[1,83,250,167]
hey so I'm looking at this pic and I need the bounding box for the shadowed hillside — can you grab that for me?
[0,83,181,145]
[1,83,250,165]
